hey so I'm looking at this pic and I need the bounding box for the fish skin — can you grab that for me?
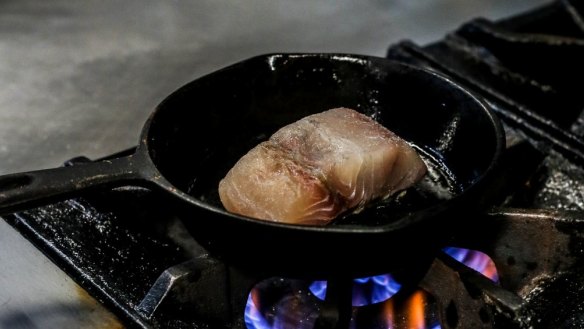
[218,108,427,225]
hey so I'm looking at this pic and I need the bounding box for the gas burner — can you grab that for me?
[4,1,584,328]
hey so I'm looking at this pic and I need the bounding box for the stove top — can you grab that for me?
[3,1,584,328]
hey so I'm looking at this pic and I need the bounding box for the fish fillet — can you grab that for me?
[218,108,427,225]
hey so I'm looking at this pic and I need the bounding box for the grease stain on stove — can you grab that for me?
[74,285,125,329]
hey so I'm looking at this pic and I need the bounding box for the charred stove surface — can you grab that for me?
[530,153,584,211]
[387,0,584,166]
[4,1,584,328]
[4,154,198,328]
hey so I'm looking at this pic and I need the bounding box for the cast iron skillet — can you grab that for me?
[0,54,504,277]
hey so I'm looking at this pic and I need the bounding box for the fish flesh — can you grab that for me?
[218,108,427,225]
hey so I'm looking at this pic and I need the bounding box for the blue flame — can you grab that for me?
[309,280,327,300]
[245,289,320,329]
[244,294,271,329]
[245,248,499,329]
[309,274,401,306]
[443,247,499,282]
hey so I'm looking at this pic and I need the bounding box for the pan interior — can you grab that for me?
[146,54,499,226]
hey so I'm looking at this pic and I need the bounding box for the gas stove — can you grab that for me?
[3,1,584,329]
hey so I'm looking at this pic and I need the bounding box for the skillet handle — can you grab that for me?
[0,155,146,215]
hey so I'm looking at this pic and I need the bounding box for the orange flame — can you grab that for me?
[482,259,498,281]
[407,291,426,329]
[383,298,396,328]
[382,290,438,329]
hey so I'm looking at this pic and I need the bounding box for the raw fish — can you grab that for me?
[218,108,427,225]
